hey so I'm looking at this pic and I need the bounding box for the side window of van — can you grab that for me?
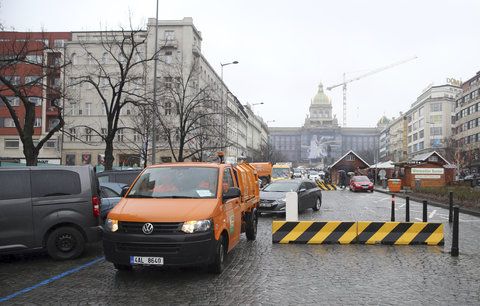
[223,168,234,188]
[0,171,30,200]
[31,170,81,197]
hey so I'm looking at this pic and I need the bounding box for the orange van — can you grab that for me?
[103,162,259,274]
[251,162,272,187]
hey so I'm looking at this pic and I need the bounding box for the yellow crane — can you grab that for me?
[327,56,418,127]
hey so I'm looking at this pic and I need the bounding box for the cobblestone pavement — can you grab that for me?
[1,190,479,305]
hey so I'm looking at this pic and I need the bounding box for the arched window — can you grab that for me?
[71,53,77,65]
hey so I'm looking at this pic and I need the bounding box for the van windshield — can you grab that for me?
[272,168,290,178]
[127,167,219,199]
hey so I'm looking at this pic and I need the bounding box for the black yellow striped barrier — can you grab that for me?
[272,221,357,244]
[357,222,444,245]
[316,181,337,191]
[272,221,444,245]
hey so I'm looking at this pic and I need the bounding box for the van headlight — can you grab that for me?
[181,220,212,233]
[106,219,119,232]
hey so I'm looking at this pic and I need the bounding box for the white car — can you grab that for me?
[308,171,320,181]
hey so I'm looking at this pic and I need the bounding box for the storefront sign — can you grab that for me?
[411,168,444,175]
[415,175,441,179]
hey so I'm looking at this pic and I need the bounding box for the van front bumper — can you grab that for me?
[103,230,217,267]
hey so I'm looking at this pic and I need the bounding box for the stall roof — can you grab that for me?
[411,151,450,165]
[370,160,395,169]
[330,150,370,168]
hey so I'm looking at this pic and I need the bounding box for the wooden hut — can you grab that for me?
[329,150,370,184]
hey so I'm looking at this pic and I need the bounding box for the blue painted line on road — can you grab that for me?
[0,256,104,303]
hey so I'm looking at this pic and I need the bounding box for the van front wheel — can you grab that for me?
[46,226,85,260]
[208,235,227,274]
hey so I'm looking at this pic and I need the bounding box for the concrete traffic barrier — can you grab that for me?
[272,221,444,246]
[285,191,298,222]
[357,221,444,245]
[272,221,357,244]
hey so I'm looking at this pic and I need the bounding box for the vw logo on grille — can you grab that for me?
[142,223,154,235]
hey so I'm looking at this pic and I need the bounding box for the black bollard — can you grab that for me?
[449,191,453,223]
[422,200,428,222]
[391,194,395,222]
[451,206,459,257]
[405,196,410,222]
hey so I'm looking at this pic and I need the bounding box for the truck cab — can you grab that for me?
[103,162,259,274]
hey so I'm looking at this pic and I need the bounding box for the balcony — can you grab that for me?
[160,39,178,49]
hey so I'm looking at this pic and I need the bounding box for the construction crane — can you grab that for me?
[327,56,417,127]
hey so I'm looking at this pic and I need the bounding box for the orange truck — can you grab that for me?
[103,161,259,274]
[251,162,272,187]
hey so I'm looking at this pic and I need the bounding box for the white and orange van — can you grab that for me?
[103,161,259,274]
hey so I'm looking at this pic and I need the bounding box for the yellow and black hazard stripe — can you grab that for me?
[315,181,337,191]
[272,221,444,245]
[357,222,444,245]
[272,221,357,244]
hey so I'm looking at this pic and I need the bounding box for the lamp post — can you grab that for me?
[151,0,159,165]
[220,60,238,153]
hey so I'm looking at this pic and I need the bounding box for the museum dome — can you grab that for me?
[312,83,330,105]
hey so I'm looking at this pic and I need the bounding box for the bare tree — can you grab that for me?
[0,33,66,165]
[154,56,225,162]
[66,27,158,170]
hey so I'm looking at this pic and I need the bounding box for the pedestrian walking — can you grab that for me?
[338,170,347,190]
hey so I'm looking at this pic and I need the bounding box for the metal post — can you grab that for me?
[151,0,159,165]
[405,196,410,222]
[449,191,453,223]
[391,194,395,222]
[451,206,459,257]
[422,200,428,222]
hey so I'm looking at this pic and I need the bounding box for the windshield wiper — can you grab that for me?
[127,194,155,198]
[155,195,197,199]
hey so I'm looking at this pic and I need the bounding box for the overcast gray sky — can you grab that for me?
[2,0,479,128]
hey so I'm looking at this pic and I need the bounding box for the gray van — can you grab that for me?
[0,165,102,260]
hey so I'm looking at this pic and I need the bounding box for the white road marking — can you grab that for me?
[429,210,437,218]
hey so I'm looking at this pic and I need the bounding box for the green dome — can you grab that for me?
[377,115,391,127]
[312,83,330,105]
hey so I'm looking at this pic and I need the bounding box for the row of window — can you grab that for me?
[408,141,425,153]
[407,103,444,123]
[457,133,480,145]
[66,103,131,116]
[67,127,140,142]
[3,138,56,149]
[0,96,42,107]
[456,88,480,107]
[456,102,480,120]
[0,117,42,128]
[456,118,480,134]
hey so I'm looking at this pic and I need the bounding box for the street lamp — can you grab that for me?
[220,60,239,80]
[220,60,239,153]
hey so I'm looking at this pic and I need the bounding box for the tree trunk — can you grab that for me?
[104,139,114,170]
[22,138,38,166]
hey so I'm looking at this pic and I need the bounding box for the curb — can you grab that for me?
[375,188,480,218]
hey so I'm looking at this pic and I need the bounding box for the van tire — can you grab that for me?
[245,212,257,241]
[46,226,85,260]
[114,263,132,271]
[208,235,227,274]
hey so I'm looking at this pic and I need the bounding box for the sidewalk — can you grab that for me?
[374,185,480,218]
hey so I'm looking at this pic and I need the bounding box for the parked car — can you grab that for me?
[349,175,374,192]
[259,179,322,215]
[99,182,127,221]
[0,166,102,260]
[96,169,142,185]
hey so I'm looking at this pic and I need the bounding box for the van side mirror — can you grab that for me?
[223,187,241,201]
[298,188,306,193]
[120,186,130,197]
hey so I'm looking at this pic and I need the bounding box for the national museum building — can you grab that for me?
[269,83,382,167]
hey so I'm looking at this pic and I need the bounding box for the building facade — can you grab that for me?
[61,17,267,167]
[0,31,71,165]
[453,71,480,173]
[269,83,379,167]
[405,84,461,158]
